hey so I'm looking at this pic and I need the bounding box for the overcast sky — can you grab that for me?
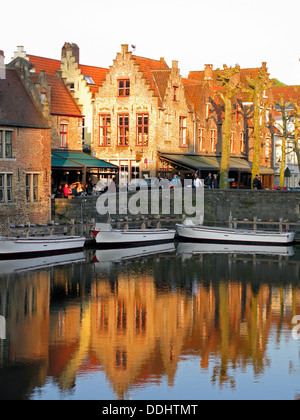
[3,0,300,85]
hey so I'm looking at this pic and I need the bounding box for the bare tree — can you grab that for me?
[243,67,274,187]
[215,65,241,189]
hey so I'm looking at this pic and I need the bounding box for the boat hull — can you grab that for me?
[176,224,295,245]
[92,228,176,247]
[0,236,86,259]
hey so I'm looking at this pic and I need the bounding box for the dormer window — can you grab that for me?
[41,90,47,106]
[118,79,130,97]
[84,75,95,85]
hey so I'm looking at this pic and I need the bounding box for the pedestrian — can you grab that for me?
[55,184,64,198]
[212,174,219,189]
[257,177,262,190]
[194,173,203,188]
[253,175,259,190]
[204,173,213,189]
[63,183,72,198]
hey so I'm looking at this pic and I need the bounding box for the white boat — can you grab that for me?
[0,235,86,259]
[176,242,295,257]
[176,220,295,245]
[92,223,176,247]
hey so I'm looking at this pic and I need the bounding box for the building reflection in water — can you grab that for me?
[0,245,300,399]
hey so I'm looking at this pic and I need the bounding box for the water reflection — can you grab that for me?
[0,244,300,399]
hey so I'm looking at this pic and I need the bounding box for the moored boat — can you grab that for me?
[92,223,176,247]
[0,235,86,259]
[176,221,295,245]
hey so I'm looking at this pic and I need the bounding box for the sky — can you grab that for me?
[2,0,300,85]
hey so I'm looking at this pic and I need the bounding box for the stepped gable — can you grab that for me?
[133,55,169,106]
[28,54,109,98]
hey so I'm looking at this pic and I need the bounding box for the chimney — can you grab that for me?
[12,46,28,61]
[204,64,213,81]
[0,50,5,80]
[172,60,179,70]
[121,44,129,54]
[61,42,79,64]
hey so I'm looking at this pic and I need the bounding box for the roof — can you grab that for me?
[28,54,109,97]
[188,65,271,104]
[272,85,300,103]
[0,69,49,128]
[46,75,82,116]
[51,150,119,169]
[133,56,169,107]
[29,72,82,117]
[159,152,274,174]
[27,54,61,74]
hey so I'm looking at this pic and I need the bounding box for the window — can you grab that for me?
[230,132,235,153]
[60,124,68,148]
[0,130,12,158]
[173,86,179,101]
[206,102,211,119]
[136,114,149,146]
[240,131,246,153]
[41,90,47,106]
[84,75,95,85]
[180,117,187,147]
[99,114,111,146]
[118,114,129,146]
[118,79,130,97]
[0,174,13,203]
[199,127,205,151]
[26,174,39,202]
[210,129,217,152]
[265,137,271,159]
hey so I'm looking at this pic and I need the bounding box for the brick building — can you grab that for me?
[0,51,51,233]
[92,44,194,184]
[157,63,274,188]
[9,46,118,189]
[6,43,277,189]
[271,84,300,188]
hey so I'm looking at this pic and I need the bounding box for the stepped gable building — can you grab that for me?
[9,45,118,188]
[271,84,300,187]
[10,46,83,151]
[93,44,194,183]
[0,51,51,232]
[164,63,274,188]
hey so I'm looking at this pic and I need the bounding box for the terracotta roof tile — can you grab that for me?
[133,56,169,106]
[0,69,49,128]
[152,69,171,106]
[28,55,109,97]
[28,54,61,75]
[272,85,300,103]
[46,75,82,116]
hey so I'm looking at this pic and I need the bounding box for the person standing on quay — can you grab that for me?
[212,174,219,189]
[205,173,213,189]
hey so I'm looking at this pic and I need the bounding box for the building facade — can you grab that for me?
[0,53,51,233]
[93,44,194,184]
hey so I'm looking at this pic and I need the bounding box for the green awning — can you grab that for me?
[51,150,119,170]
[159,153,274,175]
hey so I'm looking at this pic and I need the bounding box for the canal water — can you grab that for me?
[1,242,300,400]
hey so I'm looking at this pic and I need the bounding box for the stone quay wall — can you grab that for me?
[52,189,300,224]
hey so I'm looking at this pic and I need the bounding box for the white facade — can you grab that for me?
[273,107,300,188]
